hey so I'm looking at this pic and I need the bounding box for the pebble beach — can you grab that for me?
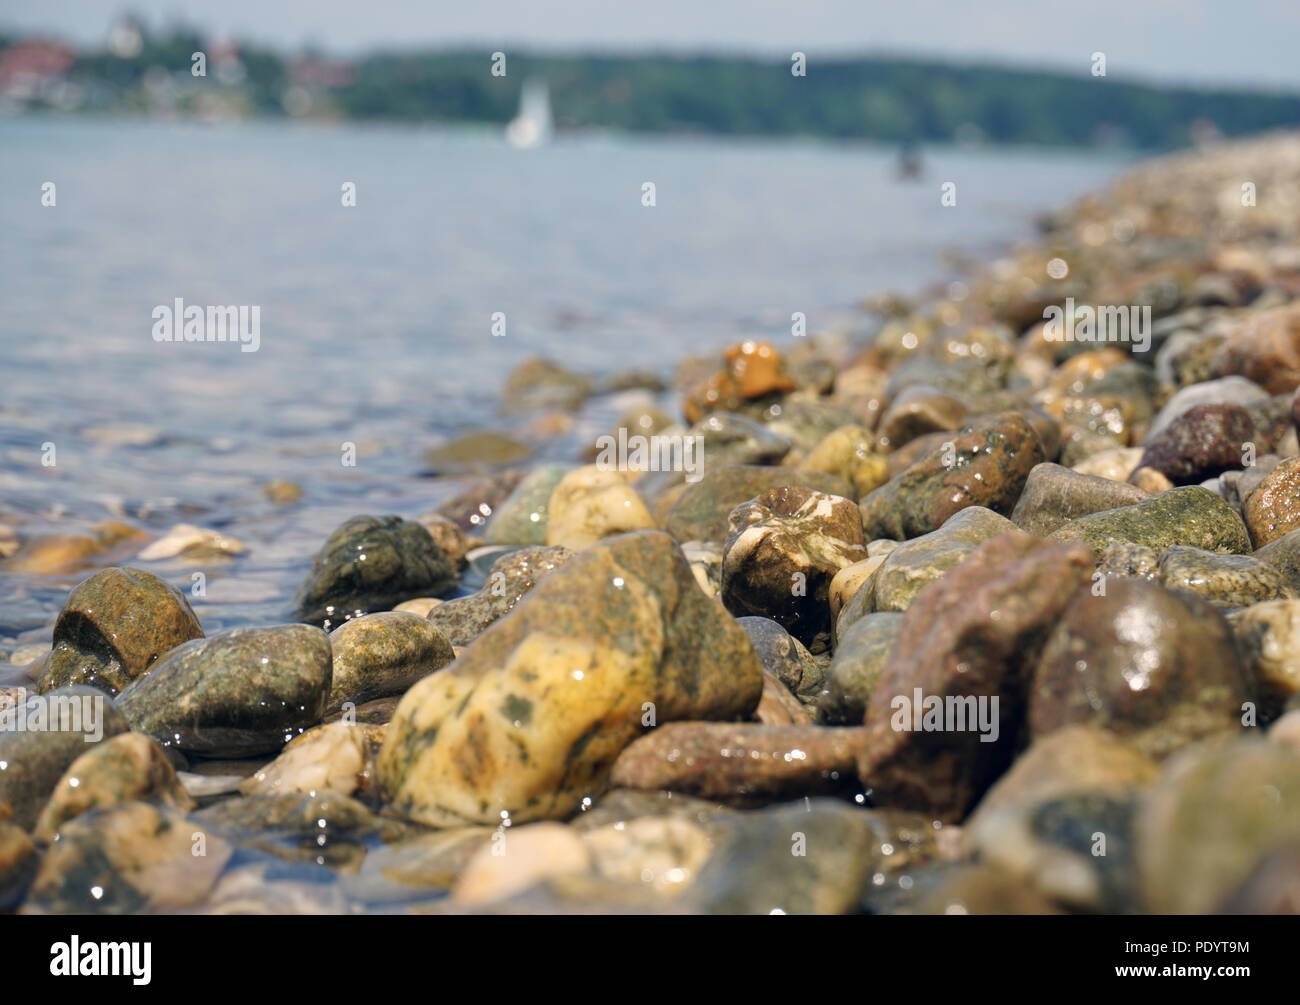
[5,130,1300,915]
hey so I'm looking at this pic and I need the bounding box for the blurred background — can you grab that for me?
[2,1,1299,643]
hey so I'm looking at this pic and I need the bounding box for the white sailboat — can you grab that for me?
[506,78,553,149]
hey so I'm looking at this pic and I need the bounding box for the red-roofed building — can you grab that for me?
[0,41,76,99]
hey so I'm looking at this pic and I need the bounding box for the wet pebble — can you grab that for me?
[483,465,569,545]
[1155,545,1294,607]
[753,671,814,725]
[238,721,373,799]
[0,685,130,830]
[1227,599,1300,718]
[686,799,880,915]
[378,531,763,826]
[427,546,572,646]
[137,523,245,561]
[1145,375,1271,439]
[502,357,592,414]
[1029,579,1251,759]
[800,425,891,497]
[1137,402,1256,484]
[292,515,456,628]
[736,616,826,704]
[422,431,535,475]
[720,486,867,649]
[35,567,204,696]
[1210,301,1300,393]
[859,411,1045,540]
[33,732,194,843]
[608,722,865,804]
[820,611,904,724]
[1136,738,1300,913]
[859,532,1093,821]
[434,470,526,532]
[328,611,455,712]
[544,466,657,550]
[1242,455,1300,546]
[116,624,332,757]
[870,506,1016,613]
[22,802,230,914]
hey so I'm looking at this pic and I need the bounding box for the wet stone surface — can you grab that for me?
[1029,580,1251,759]
[720,486,867,649]
[36,567,203,696]
[116,624,333,758]
[327,612,456,713]
[10,133,1300,916]
[292,515,457,629]
[426,546,573,646]
[378,531,763,827]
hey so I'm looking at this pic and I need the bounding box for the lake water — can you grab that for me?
[0,117,1129,645]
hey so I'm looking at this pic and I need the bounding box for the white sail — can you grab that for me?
[506,78,553,149]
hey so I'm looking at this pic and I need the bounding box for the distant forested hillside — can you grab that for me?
[339,51,1300,148]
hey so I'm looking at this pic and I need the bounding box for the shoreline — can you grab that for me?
[4,131,1300,914]
[0,111,1155,161]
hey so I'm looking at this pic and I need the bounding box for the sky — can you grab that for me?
[5,0,1300,92]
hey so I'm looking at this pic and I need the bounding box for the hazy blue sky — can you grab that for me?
[5,0,1299,90]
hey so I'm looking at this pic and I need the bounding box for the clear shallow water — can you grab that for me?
[0,117,1128,645]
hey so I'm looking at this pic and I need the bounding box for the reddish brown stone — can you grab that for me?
[609,722,864,802]
[1137,402,1256,485]
[860,412,1046,540]
[1212,302,1300,393]
[754,671,814,725]
[857,532,1094,822]
[1029,579,1252,759]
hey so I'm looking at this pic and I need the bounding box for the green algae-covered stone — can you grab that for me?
[427,546,573,647]
[1156,546,1295,607]
[116,624,332,757]
[484,465,569,545]
[1049,485,1252,558]
[0,686,130,830]
[292,515,456,628]
[871,506,1016,613]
